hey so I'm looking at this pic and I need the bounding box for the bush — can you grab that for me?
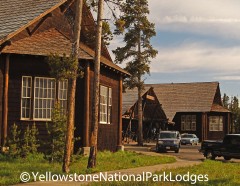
[7,123,39,158]
[44,102,67,163]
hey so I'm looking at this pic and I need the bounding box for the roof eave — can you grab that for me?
[0,0,67,45]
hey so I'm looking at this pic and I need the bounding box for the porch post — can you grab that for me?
[3,54,9,147]
[82,61,90,155]
[227,112,231,134]
[201,113,207,142]
[117,74,124,151]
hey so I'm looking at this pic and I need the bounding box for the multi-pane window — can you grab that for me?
[100,85,112,124]
[34,77,56,120]
[209,116,223,131]
[21,76,68,120]
[181,115,196,131]
[21,76,32,119]
[58,80,68,114]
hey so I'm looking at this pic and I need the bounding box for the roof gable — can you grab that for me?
[144,82,227,120]
[0,0,130,76]
[122,87,167,121]
[0,0,67,45]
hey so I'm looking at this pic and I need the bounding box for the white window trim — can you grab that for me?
[58,79,68,114]
[209,116,223,131]
[33,77,56,121]
[21,76,32,120]
[100,85,112,124]
[181,115,196,131]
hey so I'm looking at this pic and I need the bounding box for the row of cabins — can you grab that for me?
[0,0,231,152]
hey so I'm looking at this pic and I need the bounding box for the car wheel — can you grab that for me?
[224,156,231,161]
[205,151,216,160]
[175,144,180,153]
[156,146,160,153]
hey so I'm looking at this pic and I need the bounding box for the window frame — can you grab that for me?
[20,76,68,121]
[181,115,196,131]
[21,76,32,120]
[99,85,112,124]
[33,77,56,121]
[209,116,223,131]
[58,79,68,114]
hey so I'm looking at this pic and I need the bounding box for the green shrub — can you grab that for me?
[7,123,39,158]
[44,102,67,163]
[21,123,39,157]
[7,123,21,158]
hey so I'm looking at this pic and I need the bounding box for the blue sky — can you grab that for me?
[108,0,240,98]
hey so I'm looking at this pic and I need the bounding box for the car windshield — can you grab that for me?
[182,134,195,138]
[159,133,177,139]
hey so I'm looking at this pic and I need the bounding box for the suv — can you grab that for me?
[156,131,181,153]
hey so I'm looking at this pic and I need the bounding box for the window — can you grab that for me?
[209,116,223,131]
[100,85,112,124]
[34,77,56,120]
[21,76,32,119]
[21,76,68,120]
[181,115,196,131]
[58,80,68,114]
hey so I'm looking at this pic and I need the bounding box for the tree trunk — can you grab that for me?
[137,83,143,146]
[62,0,83,173]
[137,29,143,146]
[87,0,104,169]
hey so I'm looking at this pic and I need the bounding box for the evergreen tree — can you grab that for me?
[113,0,158,146]
[7,123,21,158]
[230,96,240,133]
[222,93,229,109]
[87,0,104,169]
[44,102,67,163]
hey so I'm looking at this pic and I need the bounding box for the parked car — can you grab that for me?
[199,134,240,160]
[156,131,181,153]
[181,134,199,145]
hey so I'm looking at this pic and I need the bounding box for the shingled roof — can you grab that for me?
[122,87,167,122]
[0,0,130,76]
[0,0,66,44]
[145,82,230,121]
[123,82,230,121]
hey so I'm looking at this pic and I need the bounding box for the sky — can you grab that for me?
[108,0,240,98]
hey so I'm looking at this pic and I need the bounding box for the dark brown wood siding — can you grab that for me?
[0,55,4,144]
[206,112,229,140]
[5,54,50,145]
[3,54,121,152]
[89,63,120,152]
[172,112,203,140]
[172,112,230,141]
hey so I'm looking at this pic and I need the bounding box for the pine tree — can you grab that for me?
[87,0,104,169]
[7,123,21,158]
[113,0,158,146]
[44,102,67,163]
[230,96,240,133]
[222,93,229,109]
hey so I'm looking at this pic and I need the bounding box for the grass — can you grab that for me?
[0,151,175,185]
[93,160,240,186]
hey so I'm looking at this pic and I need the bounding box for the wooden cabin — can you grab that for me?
[145,82,231,141]
[0,0,129,152]
[122,87,168,141]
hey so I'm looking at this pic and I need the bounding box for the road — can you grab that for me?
[125,142,240,163]
[162,144,204,161]
[152,143,240,163]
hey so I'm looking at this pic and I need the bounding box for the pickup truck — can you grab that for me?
[200,134,240,160]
